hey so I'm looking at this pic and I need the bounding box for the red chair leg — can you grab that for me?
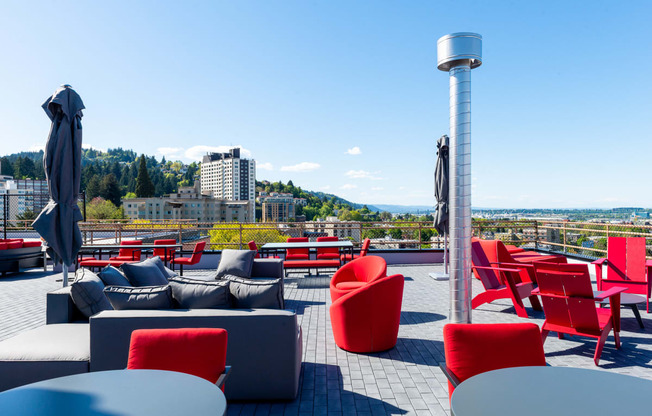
[541,329,550,344]
[529,295,542,311]
[614,330,621,349]
[594,329,610,366]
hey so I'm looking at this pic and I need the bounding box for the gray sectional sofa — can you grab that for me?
[0,258,303,401]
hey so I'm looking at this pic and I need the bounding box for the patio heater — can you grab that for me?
[436,33,482,324]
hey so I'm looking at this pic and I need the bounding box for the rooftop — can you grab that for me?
[2,261,652,415]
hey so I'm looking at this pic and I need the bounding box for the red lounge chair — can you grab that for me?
[153,239,177,262]
[330,273,404,353]
[109,240,142,262]
[330,255,387,302]
[471,239,542,317]
[127,328,230,390]
[593,237,652,313]
[285,237,309,260]
[341,238,370,263]
[533,262,626,366]
[316,236,340,260]
[169,241,206,275]
[441,323,546,401]
[247,241,280,259]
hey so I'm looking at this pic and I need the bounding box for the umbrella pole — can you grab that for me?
[62,263,69,287]
[444,231,448,274]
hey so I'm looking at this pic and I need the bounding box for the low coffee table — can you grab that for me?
[594,291,646,329]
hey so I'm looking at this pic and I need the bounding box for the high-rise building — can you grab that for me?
[258,192,307,222]
[200,148,255,220]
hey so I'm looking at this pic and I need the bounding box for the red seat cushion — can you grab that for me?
[335,281,366,291]
[284,260,340,269]
[127,328,227,384]
[0,243,7,250]
[7,241,23,249]
[21,241,42,248]
[286,254,310,260]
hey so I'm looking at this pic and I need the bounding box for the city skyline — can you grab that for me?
[1,1,651,208]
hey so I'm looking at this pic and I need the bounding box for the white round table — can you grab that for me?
[0,370,226,416]
[451,366,652,416]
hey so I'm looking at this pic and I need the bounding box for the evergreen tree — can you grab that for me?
[100,174,122,207]
[135,155,155,197]
[86,175,102,199]
[0,157,14,176]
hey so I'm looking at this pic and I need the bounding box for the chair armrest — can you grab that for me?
[592,258,607,266]
[473,265,523,273]
[216,365,231,389]
[594,286,627,301]
[531,288,540,295]
[493,261,534,270]
[439,363,461,388]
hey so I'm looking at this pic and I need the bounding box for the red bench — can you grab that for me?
[283,259,341,276]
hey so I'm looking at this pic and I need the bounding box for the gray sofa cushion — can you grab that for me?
[98,266,131,287]
[70,269,113,318]
[169,277,231,309]
[104,285,173,310]
[121,258,170,287]
[0,324,90,392]
[221,275,284,309]
[216,249,255,278]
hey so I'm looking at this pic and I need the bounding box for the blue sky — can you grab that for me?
[1,1,651,208]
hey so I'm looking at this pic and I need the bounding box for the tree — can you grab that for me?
[16,210,38,221]
[86,197,125,220]
[135,155,155,197]
[100,174,122,207]
[380,211,392,221]
[86,175,102,200]
[0,157,14,176]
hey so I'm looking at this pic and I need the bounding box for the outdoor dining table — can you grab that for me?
[79,243,182,267]
[450,366,652,416]
[0,369,226,416]
[260,241,354,259]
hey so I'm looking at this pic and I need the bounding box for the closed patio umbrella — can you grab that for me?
[431,134,449,280]
[33,85,85,286]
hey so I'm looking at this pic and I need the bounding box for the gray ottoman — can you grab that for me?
[0,324,90,391]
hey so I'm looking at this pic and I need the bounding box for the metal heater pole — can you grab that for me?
[437,33,482,324]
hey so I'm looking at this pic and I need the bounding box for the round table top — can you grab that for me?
[0,370,226,416]
[451,366,652,416]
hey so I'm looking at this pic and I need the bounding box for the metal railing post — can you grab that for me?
[562,221,567,255]
[534,221,539,249]
[239,224,243,249]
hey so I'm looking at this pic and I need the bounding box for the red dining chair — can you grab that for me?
[533,262,626,365]
[285,237,309,260]
[341,238,370,263]
[593,237,651,313]
[153,239,177,262]
[316,236,340,260]
[247,241,280,259]
[170,241,206,275]
[109,240,143,262]
[127,328,230,389]
[441,323,546,401]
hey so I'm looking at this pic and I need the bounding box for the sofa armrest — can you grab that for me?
[46,286,85,324]
[252,258,283,280]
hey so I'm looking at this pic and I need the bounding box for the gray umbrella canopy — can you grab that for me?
[433,134,449,235]
[33,85,85,268]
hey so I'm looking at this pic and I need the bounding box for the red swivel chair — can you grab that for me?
[170,241,206,275]
[593,237,651,313]
[153,239,177,262]
[533,262,626,366]
[316,236,340,260]
[330,255,387,302]
[285,237,309,260]
[341,238,370,263]
[441,323,546,401]
[109,240,143,262]
[471,239,542,318]
[330,273,404,353]
[127,328,230,389]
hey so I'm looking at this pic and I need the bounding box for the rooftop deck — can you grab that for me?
[1,262,652,415]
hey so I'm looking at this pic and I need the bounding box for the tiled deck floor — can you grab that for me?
[2,263,652,415]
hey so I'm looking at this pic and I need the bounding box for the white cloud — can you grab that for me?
[29,144,45,152]
[280,162,320,172]
[371,187,384,191]
[184,145,252,161]
[345,170,383,180]
[345,146,362,155]
[320,185,331,191]
[340,184,357,190]
[257,162,273,171]
[157,147,184,160]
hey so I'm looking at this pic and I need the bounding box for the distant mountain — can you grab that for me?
[371,204,435,214]
[306,191,380,212]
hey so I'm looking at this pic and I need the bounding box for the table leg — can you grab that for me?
[630,305,645,329]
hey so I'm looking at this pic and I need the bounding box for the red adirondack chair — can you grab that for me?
[285,237,309,260]
[593,237,652,313]
[471,239,542,318]
[533,262,626,366]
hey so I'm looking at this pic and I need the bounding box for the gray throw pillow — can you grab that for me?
[216,249,255,278]
[70,269,113,318]
[98,265,131,287]
[149,256,179,279]
[221,275,284,309]
[169,276,231,309]
[121,257,170,287]
[103,285,173,310]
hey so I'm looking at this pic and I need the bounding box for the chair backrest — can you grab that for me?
[153,239,177,257]
[127,328,227,384]
[119,240,142,259]
[359,238,371,257]
[286,237,309,256]
[332,255,387,286]
[534,262,600,331]
[247,241,260,258]
[607,237,646,282]
[471,239,502,289]
[317,236,339,257]
[189,241,207,263]
[443,323,545,401]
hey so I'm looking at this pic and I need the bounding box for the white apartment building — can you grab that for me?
[0,179,34,220]
[200,148,255,220]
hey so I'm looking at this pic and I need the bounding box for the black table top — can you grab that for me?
[80,244,182,250]
[261,241,354,249]
[451,366,652,416]
[0,369,226,416]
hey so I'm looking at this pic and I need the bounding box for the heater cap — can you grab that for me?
[437,32,482,71]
